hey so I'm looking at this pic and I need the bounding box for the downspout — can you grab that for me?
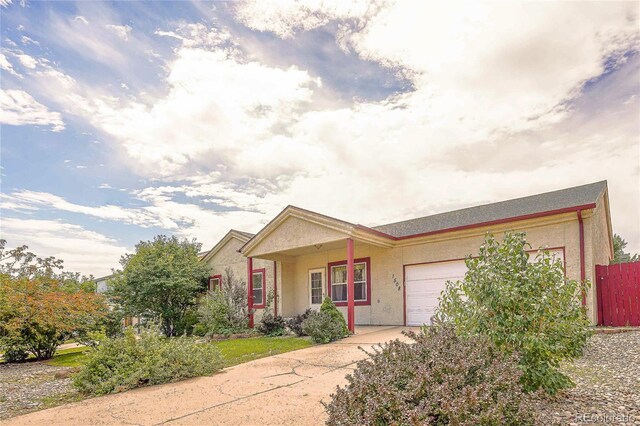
[577,210,586,306]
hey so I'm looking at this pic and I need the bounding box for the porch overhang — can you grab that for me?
[240,205,394,259]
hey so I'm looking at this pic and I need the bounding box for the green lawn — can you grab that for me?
[213,336,312,367]
[45,347,89,367]
[41,336,312,369]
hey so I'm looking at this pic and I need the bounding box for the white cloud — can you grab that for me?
[233,0,372,39]
[106,24,132,41]
[0,53,20,77]
[1,190,165,228]
[20,35,40,46]
[74,15,89,25]
[0,0,12,8]
[0,89,65,131]
[17,53,37,69]
[0,217,126,277]
[68,24,320,176]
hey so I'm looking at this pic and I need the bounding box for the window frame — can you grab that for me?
[251,268,266,309]
[327,257,371,306]
[308,268,325,306]
[208,274,222,291]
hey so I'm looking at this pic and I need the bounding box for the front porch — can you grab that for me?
[240,206,400,331]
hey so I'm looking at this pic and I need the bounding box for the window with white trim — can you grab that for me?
[330,261,367,303]
[252,270,264,306]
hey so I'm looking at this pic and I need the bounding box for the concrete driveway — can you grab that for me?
[6,326,414,426]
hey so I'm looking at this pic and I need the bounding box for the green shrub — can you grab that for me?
[73,328,222,395]
[302,311,344,344]
[319,297,349,337]
[286,308,312,336]
[257,312,286,336]
[325,325,535,425]
[1,339,29,363]
[196,268,250,336]
[435,232,592,394]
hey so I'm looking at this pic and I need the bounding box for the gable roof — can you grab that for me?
[201,229,255,263]
[372,181,607,238]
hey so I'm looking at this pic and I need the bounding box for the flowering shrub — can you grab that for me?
[325,326,535,425]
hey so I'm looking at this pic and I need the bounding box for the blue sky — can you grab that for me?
[1,0,639,276]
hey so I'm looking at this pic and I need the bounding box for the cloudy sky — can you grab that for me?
[1,0,639,276]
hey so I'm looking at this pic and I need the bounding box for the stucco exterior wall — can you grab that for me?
[204,237,275,320]
[249,216,349,257]
[274,212,604,325]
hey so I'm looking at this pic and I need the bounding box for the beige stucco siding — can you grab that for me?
[249,216,350,257]
[204,237,275,319]
[273,211,606,325]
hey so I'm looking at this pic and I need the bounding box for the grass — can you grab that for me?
[212,336,313,367]
[45,346,89,367]
[39,336,313,368]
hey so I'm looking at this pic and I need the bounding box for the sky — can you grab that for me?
[0,0,639,277]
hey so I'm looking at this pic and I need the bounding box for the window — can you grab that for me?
[328,257,371,306]
[252,269,266,308]
[208,275,222,291]
[309,269,324,305]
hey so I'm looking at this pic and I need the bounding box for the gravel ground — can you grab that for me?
[535,331,640,425]
[0,362,80,420]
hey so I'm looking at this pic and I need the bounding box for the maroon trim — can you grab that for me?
[402,265,407,326]
[251,268,267,309]
[247,258,253,328]
[357,203,597,241]
[208,274,222,291]
[577,210,586,306]
[273,261,277,317]
[327,256,371,307]
[346,238,355,333]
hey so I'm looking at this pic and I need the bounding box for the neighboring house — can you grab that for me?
[200,230,276,324]
[95,274,113,294]
[232,181,612,331]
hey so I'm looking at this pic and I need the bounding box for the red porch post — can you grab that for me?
[347,238,355,333]
[247,257,254,328]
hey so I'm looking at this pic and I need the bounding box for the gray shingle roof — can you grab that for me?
[372,181,607,238]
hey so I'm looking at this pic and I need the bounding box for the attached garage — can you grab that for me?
[405,260,467,326]
[404,249,565,326]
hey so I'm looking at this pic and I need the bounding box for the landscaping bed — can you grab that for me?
[534,331,640,425]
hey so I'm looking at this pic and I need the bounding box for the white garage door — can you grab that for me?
[405,260,467,326]
[404,249,564,327]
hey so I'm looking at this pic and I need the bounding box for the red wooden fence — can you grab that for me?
[596,261,640,326]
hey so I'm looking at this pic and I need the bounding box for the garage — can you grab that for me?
[404,249,565,326]
[405,260,467,326]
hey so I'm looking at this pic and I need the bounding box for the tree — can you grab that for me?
[0,276,107,360]
[612,234,639,264]
[436,232,591,395]
[0,240,106,361]
[109,235,209,337]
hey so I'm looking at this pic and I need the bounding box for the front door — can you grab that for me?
[308,268,325,309]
